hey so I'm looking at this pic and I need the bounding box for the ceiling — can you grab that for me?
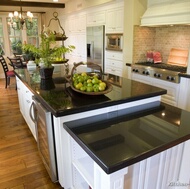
[0,0,69,12]
[11,0,69,2]
[1,0,69,3]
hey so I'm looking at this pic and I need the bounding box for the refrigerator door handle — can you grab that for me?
[90,41,94,59]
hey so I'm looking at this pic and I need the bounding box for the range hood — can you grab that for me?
[141,0,190,26]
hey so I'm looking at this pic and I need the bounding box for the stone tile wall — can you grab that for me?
[133,25,190,63]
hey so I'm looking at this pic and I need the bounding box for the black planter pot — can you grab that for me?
[39,66,54,79]
[40,78,55,90]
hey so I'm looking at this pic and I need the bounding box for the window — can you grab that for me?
[6,17,39,55]
[7,18,22,55]
[0,18,5,55]
[27,18,39,47]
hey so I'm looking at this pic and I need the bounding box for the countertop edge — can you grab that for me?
[14,70,167,117]
[64,120,190,174]
[179,73,190,79]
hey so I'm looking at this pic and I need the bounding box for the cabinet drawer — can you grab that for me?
[106,51,123,61]
[105,66,122,76]
[106,59,123,69]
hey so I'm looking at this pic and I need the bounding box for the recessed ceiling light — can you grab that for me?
[53,0,58,2]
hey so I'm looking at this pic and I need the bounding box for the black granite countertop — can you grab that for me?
[179,73,190,79]
[14,68,167,117]
[63,102,190,174]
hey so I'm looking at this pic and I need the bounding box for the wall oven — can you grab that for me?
[31,97,58,182]
[106,33,123,51]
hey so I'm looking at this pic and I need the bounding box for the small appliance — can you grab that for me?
[106,33,123,51]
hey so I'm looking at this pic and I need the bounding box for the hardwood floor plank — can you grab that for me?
[0,79,62,188]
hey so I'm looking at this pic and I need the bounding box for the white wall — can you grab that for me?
[123,0,147,78]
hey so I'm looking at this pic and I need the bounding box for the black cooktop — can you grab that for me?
[135,62,187,73]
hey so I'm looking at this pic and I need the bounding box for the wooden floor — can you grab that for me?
[0,79,63,189]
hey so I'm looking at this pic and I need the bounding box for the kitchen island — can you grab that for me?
[14,68,190,189]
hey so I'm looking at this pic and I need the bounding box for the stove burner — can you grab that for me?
[136,62,187,73]
[131,62,186,83]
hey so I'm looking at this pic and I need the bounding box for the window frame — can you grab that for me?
[0,12,41,57]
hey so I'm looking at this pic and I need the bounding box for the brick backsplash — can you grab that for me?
[133,25,190,63]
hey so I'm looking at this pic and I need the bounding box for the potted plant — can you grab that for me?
[21,29,75,79]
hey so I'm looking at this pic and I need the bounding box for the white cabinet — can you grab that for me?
[86,11,106,26]
[106,7,124,33]
[105,51,123,77]
[70,136,128,189]
[16,77,36,140]
[68,14,86,33]
[153,79,179,107]
[178,77,190,111]
[131,73,152,85]
[65,14,87,67]
[16,76,25,115]
[76,14,86,33]
[65,33,87,66]
[131,73,180,107]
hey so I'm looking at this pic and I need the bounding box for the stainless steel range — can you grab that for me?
[131,62,187,83]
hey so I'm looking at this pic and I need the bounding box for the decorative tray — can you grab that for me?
[70,80,113,95]
[69,62,113,95]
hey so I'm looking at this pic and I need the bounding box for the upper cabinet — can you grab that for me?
[76,14,86,33]
[106,7,124,33]
[63,14,87,69]
[86,11,106,26]
[68,14,86,33]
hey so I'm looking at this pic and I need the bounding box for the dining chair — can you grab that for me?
[7,56,26,69]
[0,55,15,88]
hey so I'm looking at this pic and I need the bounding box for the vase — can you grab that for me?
[39,66,54,79]
[27,60,36,73]
[40,78,55,90]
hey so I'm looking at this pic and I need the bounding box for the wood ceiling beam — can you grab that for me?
[0,0,65,8]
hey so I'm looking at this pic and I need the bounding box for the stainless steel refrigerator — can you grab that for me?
[87,25,105,72]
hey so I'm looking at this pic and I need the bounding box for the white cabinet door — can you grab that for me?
[76,33,87,59]
[106,8,124,33]
[153,78,180,107]
[68,16,76,33]
[106,51,123,61]
[131,73,180,107]
[76,14,86,33]
[66,33,87,65]
[131,73,152,85]
[16,77,36,140]
[65,13,87,67]
[68,14,86,33]
[86,11,106,26]
[178,77,190,111]
[16,77,25,115]
[23,90,36,140]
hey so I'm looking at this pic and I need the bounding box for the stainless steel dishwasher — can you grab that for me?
[31,97,58,182]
